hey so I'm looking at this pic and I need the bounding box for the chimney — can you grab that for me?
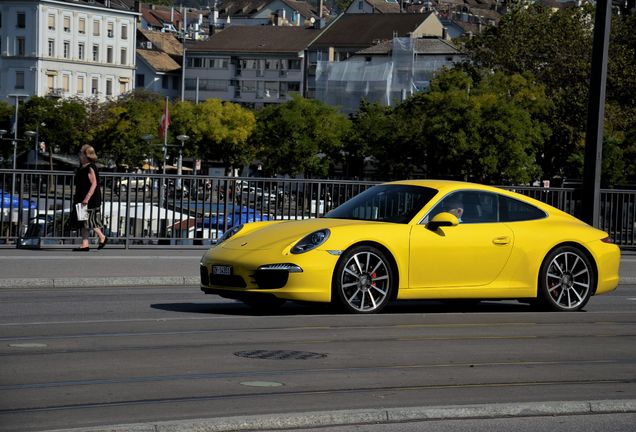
[442,26,447,40]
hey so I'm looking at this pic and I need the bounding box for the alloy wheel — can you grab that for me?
[339,250,391,313]
[544,250,591,310]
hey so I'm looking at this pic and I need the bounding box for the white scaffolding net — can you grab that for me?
[315,37,455,113]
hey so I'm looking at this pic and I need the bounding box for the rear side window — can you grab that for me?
[499,195,546,222]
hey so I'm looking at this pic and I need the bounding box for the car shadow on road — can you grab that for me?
[150,299,534,316]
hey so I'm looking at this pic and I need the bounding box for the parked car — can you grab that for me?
[118,177,151,192]
[194,204,270,232]
[200,180,620,313]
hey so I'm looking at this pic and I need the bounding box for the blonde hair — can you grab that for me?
[80,144,98,162]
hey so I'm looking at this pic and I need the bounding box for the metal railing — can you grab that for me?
[0,169,376,248]
[0,169,634,249]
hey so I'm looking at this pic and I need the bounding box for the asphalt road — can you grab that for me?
[1,282,635,432]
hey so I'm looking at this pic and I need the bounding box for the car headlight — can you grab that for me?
[216,224,243,245]
[291,229,330,254]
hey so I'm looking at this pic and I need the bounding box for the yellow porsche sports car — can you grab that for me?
[200,180,620,313]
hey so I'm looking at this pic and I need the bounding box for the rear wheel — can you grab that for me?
[333,246,394,314]
[538,246,595,311]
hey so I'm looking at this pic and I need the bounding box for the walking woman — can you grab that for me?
[73,144,107,251]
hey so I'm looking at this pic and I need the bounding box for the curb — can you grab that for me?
[0,276,200,289]
[44,399,636,432]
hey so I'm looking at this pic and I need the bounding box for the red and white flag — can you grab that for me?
[159,98,170,137]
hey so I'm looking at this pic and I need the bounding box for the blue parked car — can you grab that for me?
[186,203,270,232]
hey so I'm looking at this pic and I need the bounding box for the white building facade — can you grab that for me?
[0,0,138,102]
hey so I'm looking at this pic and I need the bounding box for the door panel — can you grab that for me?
[409,223,514,289]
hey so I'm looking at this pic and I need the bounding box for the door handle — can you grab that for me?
[492,236,511,245]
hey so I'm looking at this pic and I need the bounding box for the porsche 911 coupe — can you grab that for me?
[200,180,620,313]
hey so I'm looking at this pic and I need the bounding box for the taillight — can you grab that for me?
[601,236,613,244]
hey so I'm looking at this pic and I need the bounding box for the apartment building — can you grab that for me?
[184,25,322,108]
[0,0,138,101]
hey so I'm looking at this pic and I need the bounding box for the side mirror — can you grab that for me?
[427,212,459,231]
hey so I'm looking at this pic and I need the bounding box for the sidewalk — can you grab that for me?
[46,400,636,432]
[0,248,203,288]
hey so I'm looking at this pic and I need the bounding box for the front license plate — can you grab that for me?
[212,265,232,275]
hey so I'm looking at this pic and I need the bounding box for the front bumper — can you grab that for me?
[200,247,340,303]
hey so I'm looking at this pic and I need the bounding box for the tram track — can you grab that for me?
[3,377,636,415]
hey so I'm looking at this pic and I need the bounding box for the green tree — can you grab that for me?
[395,69,546,184]
[179,99,257,173]
[253,96,350,177]
[21,97,88,168]
[464,4,593,179]
[90,92,164,170]
[346,100,395,179]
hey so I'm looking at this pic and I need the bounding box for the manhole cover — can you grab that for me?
[235,350,327,360]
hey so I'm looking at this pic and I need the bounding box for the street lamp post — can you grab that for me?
[24,130,37,169]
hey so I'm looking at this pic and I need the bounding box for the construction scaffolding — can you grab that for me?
[315,37,456,113]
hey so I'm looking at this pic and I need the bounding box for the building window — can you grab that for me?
[121,24,128,39]
[15,71,25,89]
[136,74,145,87]
[62,74,70,92]
[107,46,113,63]
[17,12,26,28]
[91,77,98,95]
[0,12,2,28]
[106,79,112,96]
[47,75,55,92]
[162,75,169,89]
[16,37,25,56]
[172,76,179,90]
[107,22,113,38]
[79,18,86,34]
[265,59,279,70]
[77,76,84,94]
[93,20,100,36]
[48,39,55,57]
[48,14,55,30]
[358,1,364,9]
[63,41,70,59]
[78,43,85,60]
[193,58,203,68]
[92,45,99,62]
[119,80,127,94]
[64,16,71,32]
[288,82,300,92]
[120,48,126,65]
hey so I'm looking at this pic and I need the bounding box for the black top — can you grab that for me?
[74,163,102,208]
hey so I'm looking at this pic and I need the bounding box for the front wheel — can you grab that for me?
[538,246,595,311]
[333,246,394,314]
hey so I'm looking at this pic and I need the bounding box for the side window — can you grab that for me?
[499,195,546,222]
[427,191,498,224]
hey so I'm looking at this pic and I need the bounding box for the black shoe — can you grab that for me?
[73,247,90,252]
[98,237,108,250]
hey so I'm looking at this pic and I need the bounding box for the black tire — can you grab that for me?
[538,245,595,311]
[332,245,394,314]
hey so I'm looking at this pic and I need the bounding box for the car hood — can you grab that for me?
[221,218,379,251]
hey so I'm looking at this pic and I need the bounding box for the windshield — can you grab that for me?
[325,184,438,223]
